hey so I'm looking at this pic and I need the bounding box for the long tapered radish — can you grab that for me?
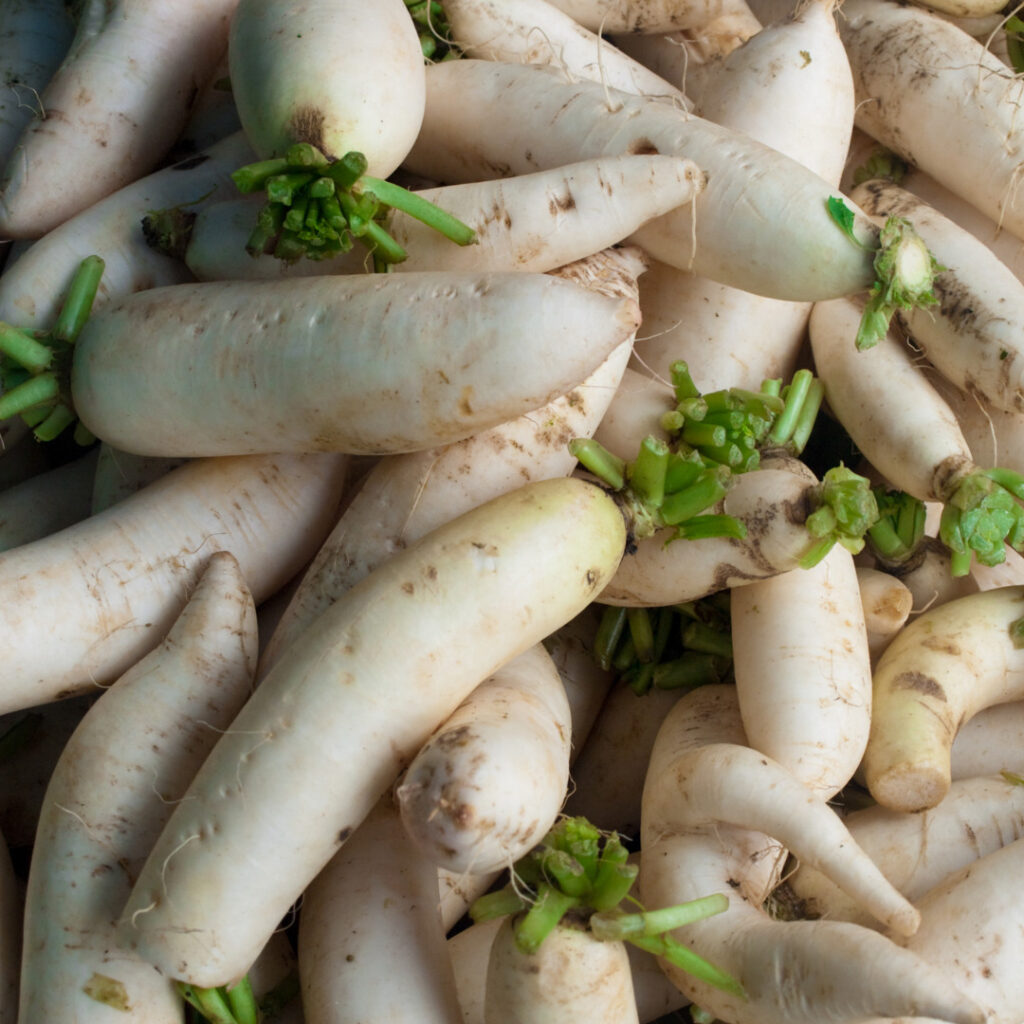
[297,796,463,1024]
[405,59,884,301]
[443,0,689,104]
[67,270,639,457]
[862,585,1024,812]
[257,247,645,672]
[116,476,626,988]
[170,153,703,281]
[17,551,258,1024]
[730,544,873,798]
[851,177,1024,414]
[396,642,573,875]
[0,451,346,714]
[0,0,238,238]
[838,0,1024,241]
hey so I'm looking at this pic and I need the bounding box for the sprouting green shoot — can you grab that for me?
[231,143,476,269]
[0,255,105,443]
[177,975,260,1024]
[468,816,744,999]
[865,487,927,567]
[800,464,880,569]
[826,196,945,351]
[937,466,1024,577]
[405,0,460,61]
[1005,14,1024,75]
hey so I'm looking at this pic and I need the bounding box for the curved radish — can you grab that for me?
[17,550,257,1024]
[116,476,627,988]
[0,451,346,714]
[68,270,640,457]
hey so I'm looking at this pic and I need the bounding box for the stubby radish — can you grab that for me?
[639,685,985,1024]
[405,59,892,301]
[297,796,463,1024]
[157,153,703,282]
[0,0,74,170]
[730,544,873,798]
[0,0,238,238]
[808,294,1024,576]
[838,0,1024,241]
[861,585,1024,813]
[0,450,347,714]
[396,642,573,876]
[851,177,1024,415]
[442,0,690,104]
[856,565,914,662]
[63,270,640,458]
[787,774,1024,930]
[257,246,645,672]
[116,476,627,989]
[17,551,258,1024]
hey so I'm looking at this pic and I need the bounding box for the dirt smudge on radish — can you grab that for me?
[891,670,946,701]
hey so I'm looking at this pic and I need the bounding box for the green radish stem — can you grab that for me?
[826,197,943,350]
[865,487,927,567]
[405,0,459,60]
[939,467,1024,577]
[231,142,476,268]
[800,464,880,569]
[468,816,743,997]
[0,255,104,441]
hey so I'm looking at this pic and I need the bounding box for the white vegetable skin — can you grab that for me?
[0,0,237,238]
[484,916,639,1024]
[951,700,1024,777]
[862,585,1024,812]
[0,131,255,332]
[116,476,627,988]
[852,178,1024,414]
[857,566,914,663]
[787,775,1024,929]
[89,446,188,515]
[443,0,689,103]
[258,246,644,671]
[731,545,873,798]
[547,0,750,32]
[839,0,1024,241]
[396,642,572,875]
[298,797,463,1024]
[71,270,640,458]
[17,551,257,1024]
[895,835,1024,1023]
[228,0,423,175]
[0,451,346,713]
[407,59,880,301]
[184,154,703,281]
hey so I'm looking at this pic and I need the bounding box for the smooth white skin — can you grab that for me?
[731,545,873,798]
[598,460,820,606]
[228,0,423,174]
[857,565,914,662]
[852,178,1024,415]
[17,551,257,1024]
[895,836,1024,1023]
[547,0,755,32]
[591,366,672,461]
[639,687,984,1024]
[0,451,347,713]
[407,60,879,301]
[257,247,645,672]
[839,0,1024,241]
[116,477,627,988]
[71,270,640,458]
[0,131,255,332]
[89,446,188,515]
[886,538,980,617]
[808,295,975,502]
[484,917,639,1024]
[641,687,919,936]
[0,447,97,552]
[0,0,74,169]
[397,643,572,875]
[298,797,463,1024]
[444,0,689,105]
[0,0,237,238]
[788,775,1024,929]
[863,585,1024,812]
[950,699,1024,777]
[185,153,703,281]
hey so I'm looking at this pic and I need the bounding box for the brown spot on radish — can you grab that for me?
[337,827,353,844]
[627,137,660,156]
[548,189,576,215]
[921,635,961,656]
[891,670,946,701]
[401,581,414,594]
[288,106,327,155]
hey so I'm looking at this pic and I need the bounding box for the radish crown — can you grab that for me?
[469,815,745,999]
[827,196,944,350]
[178,976,260,1024]
[0,254,103,443]
[939,467,1024,576]
[230,142,476,269]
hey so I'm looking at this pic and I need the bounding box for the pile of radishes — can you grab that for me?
[1,0,1024,1021]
